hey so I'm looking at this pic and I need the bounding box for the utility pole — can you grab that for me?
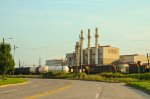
[137,61,141,81]
[39,57,41,67]
[2,38,12,44]
[14,45,17,59]
[19,60,21,68]
[3,38,4,44]
[19,60,21,74]
[147,53,150,72]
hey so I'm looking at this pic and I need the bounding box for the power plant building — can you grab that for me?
[46,59,66,66]
[66,28,119,66]
[119,54,148,65]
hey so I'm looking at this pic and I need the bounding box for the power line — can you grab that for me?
[15,40,75,50]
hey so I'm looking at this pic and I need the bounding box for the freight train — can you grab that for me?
[14,64,148,75]
[14,66,69,75]
[69,65,116,74]
[69,64,148,74]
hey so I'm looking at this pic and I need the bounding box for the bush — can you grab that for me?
[76,73,87,79]
[85,75,104,81]
[98,72,125,78]
[41,71,69,79]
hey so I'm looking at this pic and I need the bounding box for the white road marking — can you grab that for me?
[95,93,99,98]
[0,89,17,94]
[30,85,39,87]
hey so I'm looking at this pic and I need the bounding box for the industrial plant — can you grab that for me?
[14,28,150,74]
[66,28,119,67]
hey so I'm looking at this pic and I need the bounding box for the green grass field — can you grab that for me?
[127,81,150,94]
[0,78,27,86]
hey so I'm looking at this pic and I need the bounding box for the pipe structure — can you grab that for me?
[80,30,84,71]
[95,28,99,65]
[87,29,91,65]
[75,42,80,66]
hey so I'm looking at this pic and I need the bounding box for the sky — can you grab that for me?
[0,0,150,66]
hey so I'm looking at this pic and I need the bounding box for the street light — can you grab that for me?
[3,38,12,44]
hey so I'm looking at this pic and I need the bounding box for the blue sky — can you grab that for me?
[0,0,150,66]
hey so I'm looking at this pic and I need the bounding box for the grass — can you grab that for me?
[41,72,137,82]
[127,81,150,94]
[0,78,27,86]
[4,72,148,95]
[127,73,150,80]
[12,74,41,78]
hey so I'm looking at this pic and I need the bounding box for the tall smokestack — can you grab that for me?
[80,30,84,67]
[95,27,99,65]
[75,42,80,66]
[87,29,91,65]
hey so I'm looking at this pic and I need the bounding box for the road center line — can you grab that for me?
[30,85,39,87]
[0,89,17,94]
[95,93,99,98]
[24,82,71,99]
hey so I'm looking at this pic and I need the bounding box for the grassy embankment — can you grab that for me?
[0,76,27,86]
[127,81,150,94]
[42,71,137,82]
[126,73,150,94]
[42,71,150,93]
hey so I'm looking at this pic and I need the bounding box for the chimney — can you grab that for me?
[80,30,84,66]
[87,29,91,65]
[75,42,80,66]
[95,27,99,65]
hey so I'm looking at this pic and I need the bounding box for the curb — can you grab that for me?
[0,81,28,88]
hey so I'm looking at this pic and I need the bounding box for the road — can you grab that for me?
[0,78,149,99]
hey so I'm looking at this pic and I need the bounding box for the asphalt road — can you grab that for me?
[0,78,149,99]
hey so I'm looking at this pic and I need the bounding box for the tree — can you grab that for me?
[0,42,15,81]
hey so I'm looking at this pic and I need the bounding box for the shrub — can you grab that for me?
[76,73,87,79]
[85,75,104,81]
[98,72,125,78]
[41,71,69,79]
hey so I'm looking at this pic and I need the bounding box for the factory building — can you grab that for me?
[46,59,66,66]
[83,45,119,65]
[66,53,76,66]
[119,54,148,65]
[66,28,119,66]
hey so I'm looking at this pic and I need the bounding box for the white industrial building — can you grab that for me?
[66,28,119,66]
[119,54,148,65]
[46,59,66,66]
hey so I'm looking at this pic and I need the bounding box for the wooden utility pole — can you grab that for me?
[147,53,150,72]
[137,61,141,81]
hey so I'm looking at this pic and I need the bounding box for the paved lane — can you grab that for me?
[38,80,150,99]
[0,78,69,99]
[0,78,150,99]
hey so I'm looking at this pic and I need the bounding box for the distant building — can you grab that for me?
[83,45,119,65]
[66,28,119,66]
[119,54,148,65]
[46,59,66,66]
[66,53,76,66]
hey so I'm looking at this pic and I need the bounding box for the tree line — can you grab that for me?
[0,42,15,81]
